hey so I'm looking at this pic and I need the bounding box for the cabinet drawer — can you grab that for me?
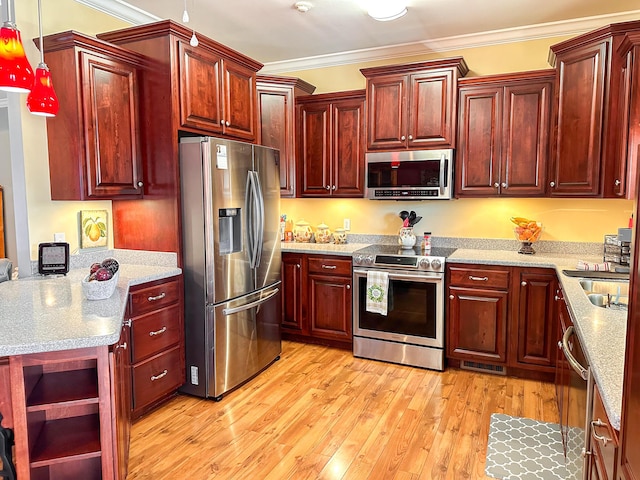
[132,346,183,411]
[130,304,182,363]
[591,386,618,480]
[129,277,180,316]
[448,265,510,289]
[307,256,351,276]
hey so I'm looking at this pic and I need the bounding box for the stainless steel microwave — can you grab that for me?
[365,149,454,200]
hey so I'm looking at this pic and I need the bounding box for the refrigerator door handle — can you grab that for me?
[252,171,265,268]
[221,287,280,316]
[245,171,258,269]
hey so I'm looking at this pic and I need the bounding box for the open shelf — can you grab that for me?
[29,414,101,467]
[26,369,99,411]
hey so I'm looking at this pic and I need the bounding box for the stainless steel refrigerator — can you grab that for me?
[179,136,282,400]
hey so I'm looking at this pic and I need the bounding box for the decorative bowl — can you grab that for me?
[513,222,542,254]
[81,271,119,300]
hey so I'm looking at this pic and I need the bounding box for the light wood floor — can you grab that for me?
[127,341,559,480]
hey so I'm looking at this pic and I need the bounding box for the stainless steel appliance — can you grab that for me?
[365,149,454,200]
[559,324,592,480]
[179,136,282,401]
[352,245,456,370]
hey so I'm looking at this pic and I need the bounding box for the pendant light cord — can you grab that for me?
[37,0,45,66]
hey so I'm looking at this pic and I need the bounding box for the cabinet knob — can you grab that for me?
[332,185,336,190]
[115,341,127,351]
[558,341,562,350]
[493,183,499,188]
[550,181,556,187]
[401,135,406,141]
[220,119,225,125]
[501,182,507,188]
[296,264,301,269]
[449,294,455,300]
[408,135,413,140]
[554,295,559,301]
[226,121,230,126]
[346,284,351,290]
[325,185,331,190]
[521,281,527,286]
[615,179,621,186]
[137,181,144,187]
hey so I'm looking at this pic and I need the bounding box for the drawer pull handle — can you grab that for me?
[591,419,611,446]
[149,326,167,337]
[469,276,488,281]
[322,265,337,269]
[148,292,166,302]
[151,370,168,382]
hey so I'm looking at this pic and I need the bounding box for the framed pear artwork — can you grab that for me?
[80,210,108,248]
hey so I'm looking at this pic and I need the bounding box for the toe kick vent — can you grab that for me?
[461,361,506,375]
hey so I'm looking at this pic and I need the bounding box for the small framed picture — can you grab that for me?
[80,210,108,249]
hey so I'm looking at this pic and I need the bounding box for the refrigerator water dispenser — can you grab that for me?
[219,208,242,255]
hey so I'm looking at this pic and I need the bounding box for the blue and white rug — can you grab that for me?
[485,413,582,480]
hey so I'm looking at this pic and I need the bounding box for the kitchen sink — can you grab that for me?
[579,279,629,310]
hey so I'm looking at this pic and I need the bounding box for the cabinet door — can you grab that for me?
[408,70,455,148]
[513,270,557,368]
[308,274,352,342]
[550,41,608,196]
[178,42,223,134]
[447,286,508,363]
[332,98,365,196]
[257,84,295,197]
[365,74,408,150]
[456,86,502,196]
[501,80,552,196]
[110,328,131,480]
[281,253,307,334]
[222,60,256,141]
[609,48,633,198]
[81,52,143,198]
[297,102,331,196]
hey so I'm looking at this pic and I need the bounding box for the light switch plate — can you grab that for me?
[54,232,65,242]
[343,218,351,231]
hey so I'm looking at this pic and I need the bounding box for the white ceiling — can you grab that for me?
[81,0,640,72]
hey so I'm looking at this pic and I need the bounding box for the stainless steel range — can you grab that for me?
[352,245,456,370]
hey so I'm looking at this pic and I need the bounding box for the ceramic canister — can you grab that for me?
[293,219,313,242]
[316,222,332,243]
[333,228,347,244]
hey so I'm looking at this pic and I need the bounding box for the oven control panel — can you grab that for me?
[353,254,445,273]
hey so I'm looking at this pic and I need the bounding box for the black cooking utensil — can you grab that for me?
[408,211,416,225]
[412,216,422,226]
[399,210,409,220]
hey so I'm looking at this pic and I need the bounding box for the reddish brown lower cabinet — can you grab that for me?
[281,253,352,348]
[590,384,619,480]
[110,327,131,480]
[126,275,184,420]
[446,263,557,378]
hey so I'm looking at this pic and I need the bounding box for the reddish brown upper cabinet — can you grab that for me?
[360,58,468,151]
[40,31,145,200]
[548,21,640,197]
[456,70,554,197]
[256,75,316,197]
[296,90,366,197]
[178,42,258,141]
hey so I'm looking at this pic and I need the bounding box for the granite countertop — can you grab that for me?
[449,249,627,430]
[0,258,181,357]
[281,242,371,255]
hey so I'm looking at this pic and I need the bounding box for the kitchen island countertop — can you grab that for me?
[0,263,181,357]
[449,248,627,430]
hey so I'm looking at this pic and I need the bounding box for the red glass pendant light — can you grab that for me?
[0,20,34,93]
[26,0,58,117]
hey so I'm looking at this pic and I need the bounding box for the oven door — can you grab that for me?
[353,268,444,348]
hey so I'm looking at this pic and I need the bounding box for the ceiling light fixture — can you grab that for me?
[26,0,59,116]
[294,1,313,13]
[0,0,34,92]
[367,1,407,21]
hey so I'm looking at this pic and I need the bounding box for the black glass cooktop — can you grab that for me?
[353,245,457,258]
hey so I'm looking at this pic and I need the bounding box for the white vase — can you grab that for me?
[398,227,416,249]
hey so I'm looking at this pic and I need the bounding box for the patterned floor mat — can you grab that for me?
[485,413,583,480]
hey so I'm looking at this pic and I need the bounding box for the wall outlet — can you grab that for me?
[54,232,65,242]
[190,366,199,385]
[343,218,351,231]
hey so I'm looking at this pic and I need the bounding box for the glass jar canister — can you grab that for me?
[316,222,332,243]
[293,219,313,243]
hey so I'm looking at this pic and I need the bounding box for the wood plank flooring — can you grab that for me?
[127,341,559,479]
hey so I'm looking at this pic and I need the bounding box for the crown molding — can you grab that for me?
[74,0,160,25]
[261,9,640,73]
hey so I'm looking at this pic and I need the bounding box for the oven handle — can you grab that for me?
[353,269,443,282]
[561,326,588,381]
